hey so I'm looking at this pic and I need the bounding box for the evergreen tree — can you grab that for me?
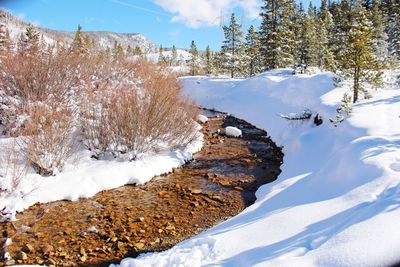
[371,0,389,60]
[0,23,11,54]
[384,0,400,59]
[221,13,245,78]
[171,45,178,66]
[340,3,383,103]
[134,46,143,56]
[113,41,124,60]
[259,0,297,70]
[315,0,335,70]
[245,25,261,76]
[203,45,214,75]
[20,23,40,53]
[189,40,199,76]
[126,45,133,56]
[158,45,167,65]
[71,24,85,54]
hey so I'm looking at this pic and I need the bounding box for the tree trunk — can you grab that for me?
[353,66,360,103]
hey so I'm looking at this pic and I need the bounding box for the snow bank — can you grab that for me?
[0,132,203,220]
[225,126,242,137]
[116,69,400,266]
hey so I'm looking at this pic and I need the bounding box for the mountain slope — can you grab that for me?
[0,9,157,52]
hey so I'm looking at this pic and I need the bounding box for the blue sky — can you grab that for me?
[0,0,319,50]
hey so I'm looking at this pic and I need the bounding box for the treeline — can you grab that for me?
[188,0,400,103]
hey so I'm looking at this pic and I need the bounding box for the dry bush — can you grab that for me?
[81,61,198,160]
[17,102,76,176]
[0,140,28,197]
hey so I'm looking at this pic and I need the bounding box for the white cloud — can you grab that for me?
[152,0,261,28]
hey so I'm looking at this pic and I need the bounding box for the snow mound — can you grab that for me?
[116,68,400,266]
[197,114,208,124]
[225,126,242,137]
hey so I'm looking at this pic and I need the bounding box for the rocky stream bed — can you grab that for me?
[1,112,283,266]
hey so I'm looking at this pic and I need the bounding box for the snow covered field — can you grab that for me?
[116,69,400,267]
[0,133,203,221]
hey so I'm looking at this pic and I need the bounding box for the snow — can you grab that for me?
[225,126,242,137]
[115,68,400,267]
[0,132,203,221]
[196,114,208,124]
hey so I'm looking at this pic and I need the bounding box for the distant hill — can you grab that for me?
[0,9,158,53]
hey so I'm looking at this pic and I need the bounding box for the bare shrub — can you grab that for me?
[0,140,27,197]
[17,102,76,176]
[81,61,198,160]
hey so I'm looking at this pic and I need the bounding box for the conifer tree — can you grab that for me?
[134,46,143,56]
[126,45,132,56]
[259,0,296,69]
[0,23,11,54]
[171,45,178,66]
[19,23,41,53]
[340,2,383,103]
[189,40,199,76]
[315,0,335,70]
[71,24,85,54]
[203,45,214,75]
[245,25,261,76]
[371,0,388,60]
[384,0,400,59]
[113,41,124,60]
[221,13,245,78]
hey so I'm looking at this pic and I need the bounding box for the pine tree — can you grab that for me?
[340,3,383,103]
[0,23,11,54]
[315,0,335,70]
[221,13,245,78]
[384,0,400,59]
[330,0,352,70]
[158,45,167,65]
[127,45,133,56]
[134,46,143,56]
[171,45,178,66]
[17,23,41,54]
[71,24,85,54]
[113,41,124,60]
[189,40,199,76]
[371,0,388,60]
[259,0,297,70]
[203,45,214,75]
[245,25,261,76]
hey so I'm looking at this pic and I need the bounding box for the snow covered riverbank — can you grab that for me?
[116,69,400,266]
[0,133,203,221]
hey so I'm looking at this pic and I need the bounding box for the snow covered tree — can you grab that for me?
[259,0,296,69]
[383,0,400,59]
[221,13,245,78]
[330,0,352,70]
[245,25,261,76]
[371,0,388,60]
[295,4,318,72]
[171,45,178,66]
[189,40,199,76]
[0,23,11,54]
[158,45,167,66]
[340,3,383,103]
[126,45,133,56]
[203,45,214,75]
[18,23,41,54]
[315,0,335,70]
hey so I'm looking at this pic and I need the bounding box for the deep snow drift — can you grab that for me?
[115,69,400,267]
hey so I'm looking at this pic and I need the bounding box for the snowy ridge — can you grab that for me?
[115,69,400,266]
[0,9,157,52]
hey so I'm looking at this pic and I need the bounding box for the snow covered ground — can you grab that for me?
[115,69,400,267]
[0,132,203,221]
